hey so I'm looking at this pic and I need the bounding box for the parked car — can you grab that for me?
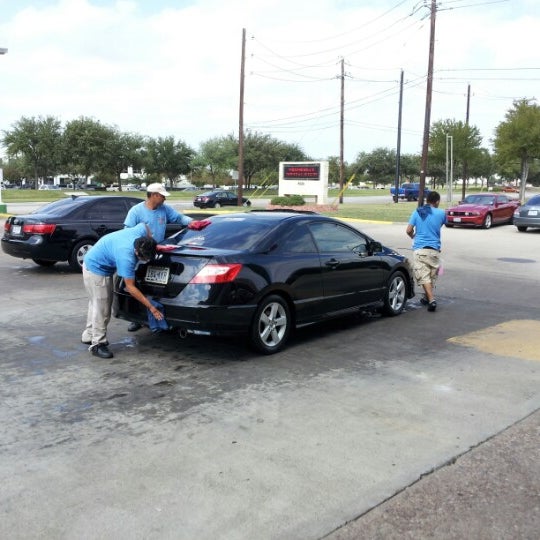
[193,190,251,209]
[390,182,429,201]
[513,194,540,232]
[2,195,144,271]
[502,186,519,193]
[114,210,415,354]
[445,193,520,229]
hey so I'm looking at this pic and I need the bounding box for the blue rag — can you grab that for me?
[147,299,169,332]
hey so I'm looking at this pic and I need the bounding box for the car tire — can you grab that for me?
[214,202,221,208]
[250,294,291,355]
[482,213,492,229]
[69,240,95,272]
[243,200,251,207]
[32,258,57,267]
[382,271,407,316]
[445,223,454,228]
[517,226,527,232]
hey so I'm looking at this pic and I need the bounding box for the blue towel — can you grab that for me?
[147,299,169,332]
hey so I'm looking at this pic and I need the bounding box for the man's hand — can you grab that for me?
[188,219,211,231]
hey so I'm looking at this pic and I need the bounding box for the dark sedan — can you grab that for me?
[193,190,251,209]
[2,195,143,271]
[513,194,540,232]
[114,211,414,354]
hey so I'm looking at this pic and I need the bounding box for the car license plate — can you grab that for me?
[11,225,22,235]
[528,210,538,216]
[453,217,461,222]
[145,266,170,285]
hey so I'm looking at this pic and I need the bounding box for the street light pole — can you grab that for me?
[0,47,8,214]
[446,135,453,203]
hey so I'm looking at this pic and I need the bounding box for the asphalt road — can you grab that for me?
[0,219,539,539]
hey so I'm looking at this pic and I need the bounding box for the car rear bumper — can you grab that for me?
[1,236,67,262]
[115,292,257,336]
[514,216,540,227]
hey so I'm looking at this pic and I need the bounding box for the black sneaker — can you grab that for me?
[428,301,437,312]
[420,296,429,306]
[91,344,114,358]
[128,322,142,332]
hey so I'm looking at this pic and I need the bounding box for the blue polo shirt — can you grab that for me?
[124,202,192,242]
[408,205,446,250]
[84,223,147,278]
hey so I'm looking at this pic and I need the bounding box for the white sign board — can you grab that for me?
[278,161,329,204]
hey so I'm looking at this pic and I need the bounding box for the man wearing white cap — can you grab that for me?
[123,182,193,332]
[124,182,193,242]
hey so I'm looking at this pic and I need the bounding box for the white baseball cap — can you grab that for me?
[146,183,170,197]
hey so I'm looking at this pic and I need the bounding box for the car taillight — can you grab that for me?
[4,221,10,232]
[190,263,242,284]
[22,223,56,234]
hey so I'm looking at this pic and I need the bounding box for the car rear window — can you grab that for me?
[169,216,273,251]
[31,197,88,216]
[527,195,540,206]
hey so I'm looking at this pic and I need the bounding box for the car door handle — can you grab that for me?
[95,225,108,235]
[325,258,341,269]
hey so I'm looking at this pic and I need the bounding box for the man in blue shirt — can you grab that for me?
[406,190,446,312]
[124,183,192,242]
[123,182,192,332]
[82,223,163,358]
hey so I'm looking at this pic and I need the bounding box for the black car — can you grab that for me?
[2,195,144,271]
[193,190,251,209]
[115,210,414,354]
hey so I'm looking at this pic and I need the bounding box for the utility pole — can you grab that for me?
[339,57,345,204]
[462,83,471,200]
[394,69,404,203]
[237,28,246,206]
[418,0,437,207]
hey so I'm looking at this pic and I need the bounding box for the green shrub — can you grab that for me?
[270,194,306,206]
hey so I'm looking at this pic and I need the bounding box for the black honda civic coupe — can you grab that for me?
[114,210,414,354]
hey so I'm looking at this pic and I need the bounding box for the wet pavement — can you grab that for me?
[0,220,539,539]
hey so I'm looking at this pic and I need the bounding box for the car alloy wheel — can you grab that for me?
[69,240,95,272]
[483,213,492,229]
[382,271,407,316]
[250,294,291,354]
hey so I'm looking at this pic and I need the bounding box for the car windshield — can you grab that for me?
[463,195,494,205]
[168,216,271,251]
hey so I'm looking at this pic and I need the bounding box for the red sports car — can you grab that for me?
[445,193,520,229]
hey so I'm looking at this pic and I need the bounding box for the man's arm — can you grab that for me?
[406,224,415,239]
[165,205,192,226]
[123,278,164,320]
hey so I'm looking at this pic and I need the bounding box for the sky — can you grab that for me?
[0,0,538,163]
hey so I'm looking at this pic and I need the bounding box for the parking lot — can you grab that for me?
[1,220,539,539]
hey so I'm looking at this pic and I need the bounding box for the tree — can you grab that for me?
[99,128,146,189]
[2,116,63,188]
[145,136,194,188]
[62,117,113,183]
[233,131,309,189]
[428,119,483,191]
[353,147,396,187]
[493,99,540,202]
[195,136,237,187]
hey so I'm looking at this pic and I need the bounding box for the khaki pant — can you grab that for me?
[82,264,113,347]
[412,248,440,286]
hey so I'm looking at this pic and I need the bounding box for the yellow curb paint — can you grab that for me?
[448,320,540,362]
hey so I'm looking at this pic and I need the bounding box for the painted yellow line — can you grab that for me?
[448,320,540,362]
